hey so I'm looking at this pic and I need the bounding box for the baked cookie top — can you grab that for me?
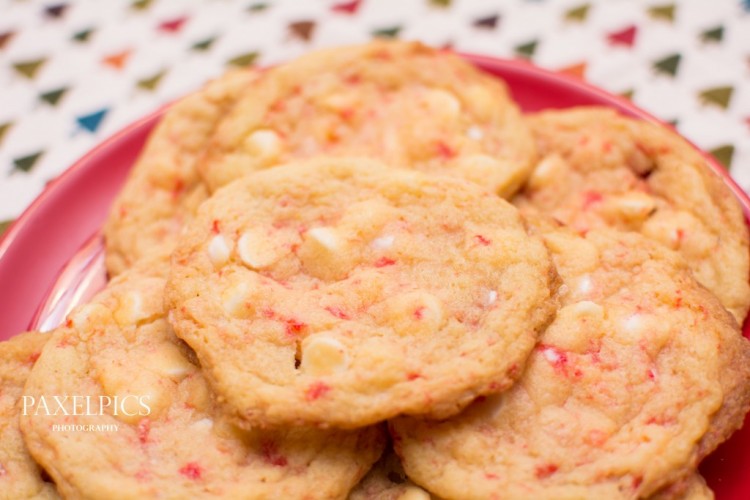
[515,107,750,323]
[165,157,557,428]
[391,221,750,500]
[103,68,258,276]
[20,266,384,499]
[0,331,59,499]
[348,448,430,500]
[198,40,536,198]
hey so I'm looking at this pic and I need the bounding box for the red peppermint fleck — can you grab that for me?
[406,372,422,381]
[262,308,277,319]
[485,472,499,480]
[179,462,203,480]
[474,234,491,246]
[284,318,306,337]
[578,135,590,146]
[582,191,603,210]
[137,419,151,444]
[586,429,608,446]
[374,256,396,267]
[647,368,656,381]
[172,178,185,198]
[65,318,73,328]
[413,306,425,319]
[134,468,151,482]
[26,351,41,364]
[602,141,613,153]
[325,306,350,320]
[211,220,220,234]
[535,463,559,479]
[305,381,331,401]
[538,344,569,374]
[435,140,456,159]
[675,228,685,243]
[632,475,644,490]
[118,206,128,218]
[345,73,361,85]
[338,108,355,121]
[261,440,289,467]
[270,100,285,113]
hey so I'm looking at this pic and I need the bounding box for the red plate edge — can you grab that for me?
[0,54,748,499]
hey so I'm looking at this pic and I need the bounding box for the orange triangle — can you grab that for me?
[101,49,132,70]
[557,62,587,79]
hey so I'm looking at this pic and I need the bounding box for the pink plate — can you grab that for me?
[0,55,748,499]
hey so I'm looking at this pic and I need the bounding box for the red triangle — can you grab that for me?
[158,16,188,33]
[331,0,362,14]
[558,62,587,79]
[745,117,750,130]
[607,25,637,47]
[0,31,15,50]
[101,49,132,70]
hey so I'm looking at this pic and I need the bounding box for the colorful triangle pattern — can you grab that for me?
[0,122,12,144]
[45,3,69,19]
[709,145,734,169]
[227,52,259,67]
[515,40,538,59]
[192,36,217,52]
[159,16,189,34]
[72,28,94,43]
[372,26,401,38]
[76,109,109,133]
[0,31,15,50]
[13,151,44,173]
[473,14,499,30]
[699,86,733,109]
[331,0,362,15]
[13,59,47,79]
[247,3,269,12]
[653,53,681,77]
[700,26,723,43]
[429,0,452,8]
[607,25,637,47]
[40,87,69,106]
[137,71,166,91]
[289,21,316,42]
[0,219,13,237]
[102,50,132,70]
[648,4,676,22]
[565,4,590,22]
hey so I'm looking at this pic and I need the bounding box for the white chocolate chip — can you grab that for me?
[527,154,567,191]
[191,418,214,431]
[307,227,340,251]
[238,230,278,269]
[562,300,604,323]
[398,486,431,500]
[208,234,232,266]
[114,292,149,326]
[576,275,593,295]
[301,335,348,376]
[371,234,395,250]
[144,343,194,380]
[424,89,461,118]
[542,346,563,364]
[222,282,250,317]
[466,125,484,141]
[623,313,643,333]
[244,129,281,159]
[484,290,498,306]
[608,192,656,222]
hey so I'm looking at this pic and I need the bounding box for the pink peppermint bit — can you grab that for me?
[305,381,331,401]
[179,462,203,481]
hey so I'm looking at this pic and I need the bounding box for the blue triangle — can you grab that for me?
[76,108,108,133]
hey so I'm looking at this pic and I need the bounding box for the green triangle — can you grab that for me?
[652,53,681,77]
[227,52,259,68]
[619,89,635,100]
[13,151,43,173]
[191,36,216,51]
[72,27,94,42]
[372,26,401,39]
[39,87,68,106]
[0,219,13,237]
[515,40,538,59]
[699,86,734,109]
[648,4,676,22]
[247,3,268,12]
[565,4,590,22]
[0,122,11,144]
[666,118,679,128]
[709,145,734,169]
[131,0,153,10]
[13,58,46,79]
[137,70,166,91]
[700,25,723,43]
[429,0,452,7]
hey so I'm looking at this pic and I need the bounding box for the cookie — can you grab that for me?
[198,40,536,198]
[165,157,557,428]
[349,448,431,500]
[649,474,713,500]
[0,331,59,499]
[515,107,750,323]
[103,67,259,276]
[20,265,384,499]
[390,222,750,499]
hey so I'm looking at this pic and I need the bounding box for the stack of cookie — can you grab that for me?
[3,40,750,499]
